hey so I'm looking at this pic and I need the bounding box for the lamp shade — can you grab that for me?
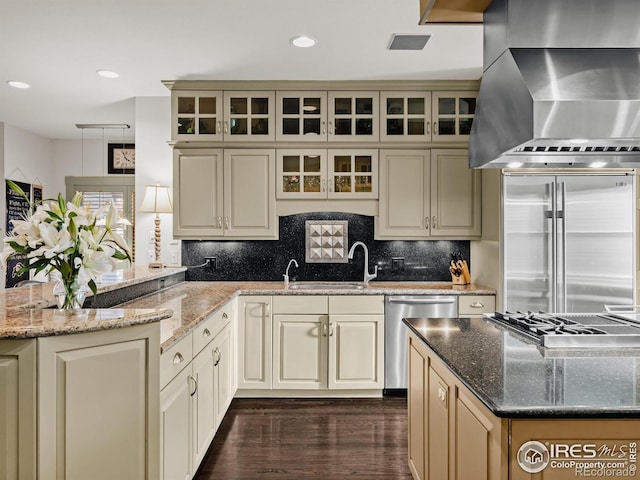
[139,185,173,213]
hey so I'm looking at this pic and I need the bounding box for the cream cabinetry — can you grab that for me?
[376,149,481,239]
[276,149,378,200]
[276,91,328,142]
[430,91,477,142]
[407,330,507,480]
[380,91,432,142]
[0,340,36,480]
[458,295,495,318]
[172,91,224,141]
[237,296,273,389]
[171,90,274,141]
[328,91,379,142]
[380,91,477,143]
[160,302,236,480]
[271,295,384,391]
[173,148,276,239]
[38,324,160,480]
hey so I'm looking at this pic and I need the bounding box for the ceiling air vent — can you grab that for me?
[388,34,430,50]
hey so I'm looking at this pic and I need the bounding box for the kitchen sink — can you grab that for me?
[288,283,365,290]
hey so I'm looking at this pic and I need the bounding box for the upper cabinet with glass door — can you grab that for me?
[380,92,432,142]
[276,150,328,199]
[276,92,328,142]
[328,92,379,142]
[223,91,275,141]
[328,150,378,199]
[172,91,224,141]
[431,91,477,142]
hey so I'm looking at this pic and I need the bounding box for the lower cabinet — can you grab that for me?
[160,302,236,480]
[38,323,161,480]
[271,295,384,392]
[408,330,506,480]
[0,340,36,480]
[237,296,273,389]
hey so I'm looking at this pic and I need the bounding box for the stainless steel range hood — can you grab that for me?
[469,0,640,168]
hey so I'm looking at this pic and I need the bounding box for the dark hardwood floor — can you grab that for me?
[193,397,412,480]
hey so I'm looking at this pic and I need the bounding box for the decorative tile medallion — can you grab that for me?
[305,220,348,263]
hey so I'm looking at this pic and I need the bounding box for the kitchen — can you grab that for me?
[2,1,640,480]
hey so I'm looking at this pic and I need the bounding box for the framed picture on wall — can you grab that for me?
[107,143,135,174]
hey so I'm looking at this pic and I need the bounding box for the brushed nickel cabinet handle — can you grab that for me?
[265,303,271,317]
[322,121,326,135]
[214,347,221,367]
[224,121,229,134]
[203,328,211,337]
[322,323,328,337]
[425,217,430,229]
[222,312,228,319]
[217,120,222,134]
[432,216,436,229]
[188,376,198,396]
[172,352,184,365]
[426,121,430,135]
[470,302,484,308]
[329,322,334,336]
[224,217,230,229]
[328,121,334,135]
[433,121,438,135]
[217,216,223,229]
[322,179,326,192]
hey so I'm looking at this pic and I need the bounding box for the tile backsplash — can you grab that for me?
[182,213,470,282]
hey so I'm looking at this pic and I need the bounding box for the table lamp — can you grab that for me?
[139,184,173,268]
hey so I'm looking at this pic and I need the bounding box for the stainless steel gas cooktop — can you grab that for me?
[485,311,640,348]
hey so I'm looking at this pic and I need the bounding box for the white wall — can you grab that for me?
[4,124,54,196]
[134,97,177,267]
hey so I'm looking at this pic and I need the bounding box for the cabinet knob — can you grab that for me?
[470,302,484,308]
[222,312,228,319]
[203,328,211,337]
[172,352,184,365]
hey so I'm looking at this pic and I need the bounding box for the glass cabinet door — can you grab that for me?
[276,150,327,199]
[276,92,327,142]
[328,92,379,142]
[431,91,477,142]
[172,91,223,141]
[380,92,432,142]
[328,149,378,199]
[223,91,275,141]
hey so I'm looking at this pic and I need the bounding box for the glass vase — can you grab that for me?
[53,279,88,310]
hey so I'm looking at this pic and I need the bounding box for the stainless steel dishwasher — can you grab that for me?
[384,295,458,395]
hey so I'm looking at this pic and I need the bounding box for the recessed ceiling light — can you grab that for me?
[290,36,316,48]
[97,69,119,78]
[7,80,30,89]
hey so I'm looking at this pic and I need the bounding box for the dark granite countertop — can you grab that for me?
[404,316,640,418]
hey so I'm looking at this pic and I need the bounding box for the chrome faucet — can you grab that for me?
[348,241,378,284]
[283,259,299,288]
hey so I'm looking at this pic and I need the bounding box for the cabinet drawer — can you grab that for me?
[329,295,384,314]
[273,295,328,314]
[193,302,233,355]
[458,295,495,316]
[161,333,193,389]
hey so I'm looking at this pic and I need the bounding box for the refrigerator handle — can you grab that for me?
[551,183,557,312]
[560,181,567,312]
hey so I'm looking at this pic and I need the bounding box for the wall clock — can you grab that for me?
[108,143,135,174]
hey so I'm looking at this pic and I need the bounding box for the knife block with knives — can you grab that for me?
[450,254,471,285]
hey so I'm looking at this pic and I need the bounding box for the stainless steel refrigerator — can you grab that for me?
[502,173,635,313]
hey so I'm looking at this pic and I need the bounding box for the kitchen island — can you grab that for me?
[404,316,640,480]
[0,267,180,480]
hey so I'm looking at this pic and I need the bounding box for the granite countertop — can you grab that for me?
[0,267,185,340]
[116,280,496,352]
[404,317,640,418]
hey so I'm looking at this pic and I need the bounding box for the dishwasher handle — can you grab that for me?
[387,297,456,305]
